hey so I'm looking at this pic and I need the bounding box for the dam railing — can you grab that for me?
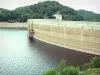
[28,19,100,55]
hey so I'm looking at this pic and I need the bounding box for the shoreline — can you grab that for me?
[0,22,27,29]
[0,27,27,30]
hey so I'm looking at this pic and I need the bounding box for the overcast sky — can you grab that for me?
[0,0,100,14]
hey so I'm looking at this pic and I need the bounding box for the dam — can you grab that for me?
[28,19,100,55]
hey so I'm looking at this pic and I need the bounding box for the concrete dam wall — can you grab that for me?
[28,19,100,55]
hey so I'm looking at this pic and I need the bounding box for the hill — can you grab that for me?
[0,1,100,22]
[14,1,84,21]
[77,9,100,21]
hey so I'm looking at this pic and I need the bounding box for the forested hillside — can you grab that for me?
[0,1,100,22]
[77,9,100,21]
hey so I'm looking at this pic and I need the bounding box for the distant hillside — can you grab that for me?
[0,1,100,22]
[14,1,84,21]
[77,9,100,21]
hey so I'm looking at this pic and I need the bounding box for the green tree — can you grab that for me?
[43,69,58,75]
[60,66,80,75]
[72,15,84,21]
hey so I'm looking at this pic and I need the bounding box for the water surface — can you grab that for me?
[0,29,94,75]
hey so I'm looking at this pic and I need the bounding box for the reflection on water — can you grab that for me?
[0,29,94,75]
[0,29,57,75]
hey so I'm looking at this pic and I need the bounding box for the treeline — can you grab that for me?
[0,8,28,22]
[0,1,100,22]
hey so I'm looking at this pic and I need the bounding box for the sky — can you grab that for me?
[0,0,100,14]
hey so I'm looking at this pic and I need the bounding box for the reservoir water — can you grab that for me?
[0,28,94,75]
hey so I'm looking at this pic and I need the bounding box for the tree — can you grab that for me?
[72,15,84,21]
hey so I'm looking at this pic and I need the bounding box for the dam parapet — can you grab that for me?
[27,19,100,55]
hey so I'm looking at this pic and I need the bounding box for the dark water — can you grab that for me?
[0,29,94,75]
